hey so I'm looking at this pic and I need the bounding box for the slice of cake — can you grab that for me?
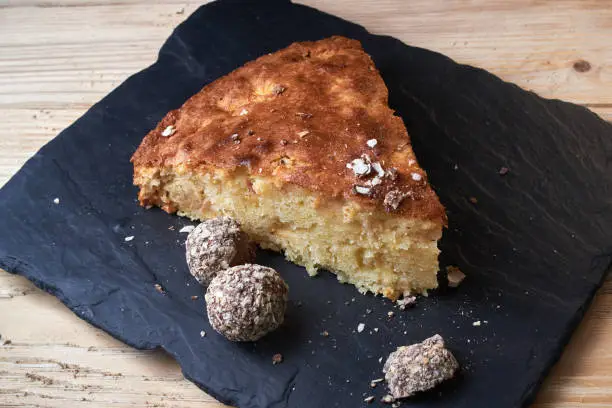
[131,36,446,300]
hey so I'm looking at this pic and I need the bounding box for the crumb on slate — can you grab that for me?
[397,296,416,310]
[499,166,509,176]
[357,323,365,333]
[272,353,283,365]
[154,283,165,294]
[200,330,206,337]
[446,266,466,288]
[370,378,383,388]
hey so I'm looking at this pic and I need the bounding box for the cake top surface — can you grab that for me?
[131,36,445,222]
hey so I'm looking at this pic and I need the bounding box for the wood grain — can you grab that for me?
[0,1,610,407]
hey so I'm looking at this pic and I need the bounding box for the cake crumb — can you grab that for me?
[446,266,466,288]
[387,311,395,318]
[469,196,478,204]
[272,353,283,365]
[200,330,206,337]
[499,166,510,176]
[154,284,165,294]
[397,296,416,310]
[366,139,378,148]
[191,295,199,300]
[357,323,365,333]
[124,236,134,242]
[370,378,384,388]
[53,197,60,204]
[321,331,329,337]
[384,190,411,211]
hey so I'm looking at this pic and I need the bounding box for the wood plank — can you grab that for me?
[0,1,610,407]
[0,270,224,408]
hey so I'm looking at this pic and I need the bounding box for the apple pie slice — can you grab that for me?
[131,36,446,300]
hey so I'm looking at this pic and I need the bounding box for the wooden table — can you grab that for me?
[0,1,610,406]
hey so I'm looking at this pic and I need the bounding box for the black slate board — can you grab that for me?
[1,1,611,407]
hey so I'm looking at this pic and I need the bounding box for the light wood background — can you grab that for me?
[0,1,610,407]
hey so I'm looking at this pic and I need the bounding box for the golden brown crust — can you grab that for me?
[131,36,445,222]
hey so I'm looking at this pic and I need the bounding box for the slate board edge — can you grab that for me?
[0,1,611,407]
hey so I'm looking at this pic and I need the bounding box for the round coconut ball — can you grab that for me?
[205,264,288,342]
[186,216,256,285]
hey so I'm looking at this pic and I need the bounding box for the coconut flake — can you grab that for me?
[357,323,365,333]
[371,162,385,178]
[366,139,378,148]
[179,225,196,233]
[411,172,422,181]
[124,236,134,242]
[354,185,372,195]
[369,177,382,186]
[161,125,175,137]
[348,158,371,177]
[239,108,249,116]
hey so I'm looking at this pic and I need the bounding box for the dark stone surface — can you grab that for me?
[1,1,611,407]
